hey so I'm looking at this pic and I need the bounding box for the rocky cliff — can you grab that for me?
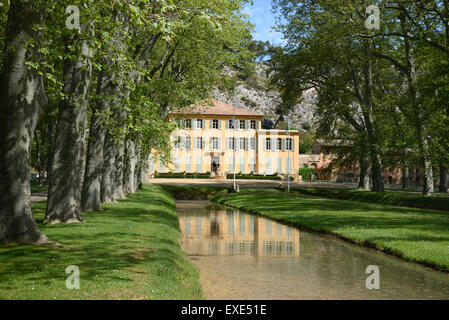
[213,63,317,131]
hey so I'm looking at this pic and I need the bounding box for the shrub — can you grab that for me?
[299,168,316,181]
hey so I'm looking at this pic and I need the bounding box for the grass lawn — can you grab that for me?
[292,188,449,212]
[0,185,202,300]
[212,189,449,272]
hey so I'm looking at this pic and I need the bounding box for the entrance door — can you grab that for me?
[211,156,220,173]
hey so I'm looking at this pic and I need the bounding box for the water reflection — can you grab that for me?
[178,203,299,257]
[177,201,449,300]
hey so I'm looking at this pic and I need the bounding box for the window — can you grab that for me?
[185,119,192,129]
[239,137,245,150]
[239,120,245,130]
[229,137,235,150]
[211,137,219,150]
[277,138,282,150]
[250,120,256,129]
[266,138,271,151]
[250,137,256,150]
[185,136,191,149]
[228,119,234,129]
[239,215,245,234]
[196,119,203,129]
[196,137,203,150]
[250,157,256,172]
[286,138,293,150]
[212,119,219,129]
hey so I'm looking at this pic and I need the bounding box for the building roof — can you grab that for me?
[314,139,354,147]
[170,99,264,118]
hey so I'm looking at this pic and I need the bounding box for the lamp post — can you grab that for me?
[287,117,291,193]
[232,112,236,191]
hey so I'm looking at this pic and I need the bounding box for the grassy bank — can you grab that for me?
[0,185,202,300]
[212,189,449,272]
[161,185,228,200]
[292,188,449,212]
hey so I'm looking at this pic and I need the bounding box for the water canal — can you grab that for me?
[177,201,449,300]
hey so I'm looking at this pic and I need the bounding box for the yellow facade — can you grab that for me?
[150,105,300,178]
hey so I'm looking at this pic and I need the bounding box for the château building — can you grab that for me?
[149,99,300,179]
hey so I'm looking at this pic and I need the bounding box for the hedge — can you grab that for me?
[292,188,449,212]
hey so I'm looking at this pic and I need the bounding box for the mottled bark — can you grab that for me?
[113,136,126,199]
[439,165,448,193]
[123,139,138,194]
[45,36,93,224]
[358,157,370,190]
[81,70,118,211]
[101,132,116,203]
[82,12,125,211]
[0,1,50,244]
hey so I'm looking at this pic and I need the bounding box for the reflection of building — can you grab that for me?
[149,99,300,178]
[179,208,300,257]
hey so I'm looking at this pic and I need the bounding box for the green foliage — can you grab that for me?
[226,173,282,180]
[299,168,316,181]
[300,138,313,154]
[154,172,211,179]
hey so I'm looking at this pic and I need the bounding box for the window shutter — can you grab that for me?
[218,120,222,130]
[225,120,229,130]
[235,120,239,130]
[282,138,286,151]
[226,138,229,150]
[256,120,260,130]
[263,138,267,151]
[236,138,240,151]
[218,138,222,151]
[210,137,213,150]
[192,119,197,129]
[209,119,213,129]
[202,139,205,150]
[202,119,206,130]
[245,138,249,151]
[245,120,250,130]
[292,139,296,151]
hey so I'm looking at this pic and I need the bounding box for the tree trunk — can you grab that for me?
[81,70,118,211]
[439,165,448,193]
[402,166,410,190]
[113,136,126,200]
[419,132,434,196]
[101,132,116,203]
[0,1,51,244]
[123,139,138,195]
[371,157,385,192]
[358,156,370,190]
[45,36,93,224]
[362,41,384,192]
[81,12,125,211]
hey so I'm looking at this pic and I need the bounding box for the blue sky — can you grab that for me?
[243,0,285,46]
